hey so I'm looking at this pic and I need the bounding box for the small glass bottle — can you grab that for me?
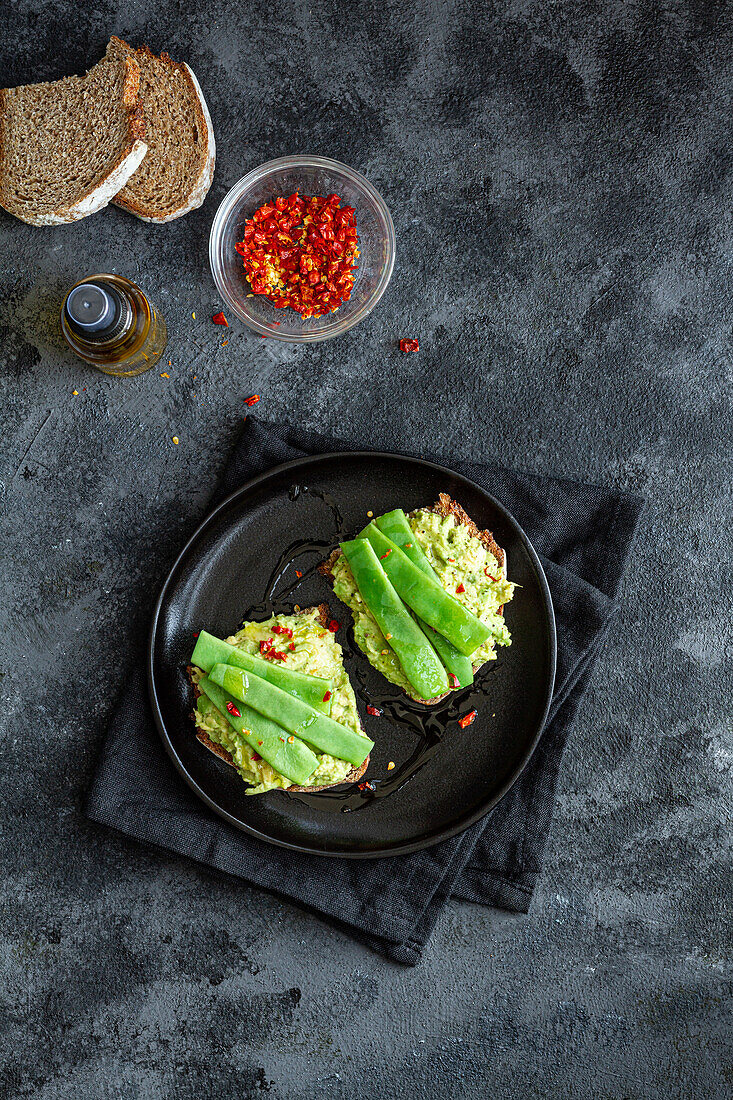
[61,273,168,376]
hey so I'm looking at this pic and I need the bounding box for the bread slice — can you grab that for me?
[0,49,147,226]
[189,604,369,793]
[319,493,509,705]
[107,37,215,223]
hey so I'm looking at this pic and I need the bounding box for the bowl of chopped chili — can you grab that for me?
[209,156,396,342]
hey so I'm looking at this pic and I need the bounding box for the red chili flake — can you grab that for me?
[251,752,261,761]
[358,781,376,792]
[366,704,382,717]
[323,690,332,702]
[226,701,242,718]
[272,624,293,638]
[259,638,273,655]
[245,394,260,406]
[399,338,419,353]
[235,192,359,319]
[484,568,498,581]
[257,740,263,746]
[458,709,478,729]
[379,549,392,559]
[288,642,296,651]
[456,583,466,594]
[328,619,339,632]
[497,605,504,615]
[295,569,302,578]
[212,311,229,326]
[192,631,199,638]
[448,673,459,689]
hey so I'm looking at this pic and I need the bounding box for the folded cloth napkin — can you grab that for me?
[86,418,645,964]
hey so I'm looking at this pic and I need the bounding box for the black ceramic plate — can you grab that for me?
[148,452,556,858]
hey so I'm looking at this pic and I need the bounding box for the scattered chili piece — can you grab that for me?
[259,639,273,655]
[288,736,295,743]
[484,568,498,581]
[221,340,228,346]
[245,394,260,406]
[251,752,261,761]
[448,673,459,689]
[379,549,392,559]
[235,191,359,318]
[358,781,376,792]
[456,582,466,594]
[172,436,179,445]
[366,704,382,717]
[226,701,242,718]
[328,619,339,632]
[288,642,296,651]
[212,311,229,326]
[387,761,395,770]
[399,338,419,353]
[295,569,302,578]
[405,542,412,548]
[458,709,478,729]
[272,624,293,638]
[497,604,504,615]
[160,372,170,378]
[323,690,332,702]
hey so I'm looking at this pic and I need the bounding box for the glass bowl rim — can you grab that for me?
[208,155,396,343]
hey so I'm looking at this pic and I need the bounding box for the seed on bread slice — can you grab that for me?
[189,604,369,793]
[319,493,507,705]
[107,37,215,223]
[0,47,147,226]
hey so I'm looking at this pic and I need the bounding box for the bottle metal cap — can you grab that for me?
[64,280,131,341]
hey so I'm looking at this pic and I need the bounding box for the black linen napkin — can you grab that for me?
[86,418,645,964]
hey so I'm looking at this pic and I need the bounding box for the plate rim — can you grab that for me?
[147,450,557,859]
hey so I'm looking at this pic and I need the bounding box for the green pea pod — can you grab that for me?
[373,510,474,687]
[197,676,319,785]
[191,630,333,713]
[358,524,490,657]
[340,537,448,700]
[208,664,373,768]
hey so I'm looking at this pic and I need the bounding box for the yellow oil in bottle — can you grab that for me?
[61,273,168,376]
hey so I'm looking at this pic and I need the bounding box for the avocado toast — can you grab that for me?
[189,605,371,794]
[320,494,515,704]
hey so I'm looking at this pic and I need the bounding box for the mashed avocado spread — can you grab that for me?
[192,608,362,794]
[331,508,515,699]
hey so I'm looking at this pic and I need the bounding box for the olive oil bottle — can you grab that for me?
[61,273,167,376]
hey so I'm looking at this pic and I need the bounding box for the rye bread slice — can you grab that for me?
[189,604,369,793]
[319,493,506,705]
[0,47,147,226]
[107,37,215,223]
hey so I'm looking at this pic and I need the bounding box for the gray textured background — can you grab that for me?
[1,1,732,1096]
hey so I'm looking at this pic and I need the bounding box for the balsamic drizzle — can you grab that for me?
[243,483,491,814]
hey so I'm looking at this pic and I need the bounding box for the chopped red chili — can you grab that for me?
[251,751,261,761]
[235,192,359,318]
[259,638,273,655]
[357,780,376,791]
[323,690,332,702]
[366,704,382,717]
[225,701,241,718]
[288,642,296,651]
[212,311,229,326]
[399,338,419,353]
[328,619,339,632]
[484,568,498,581]
[245,394,260,407]
[272,624,293,638]
[458,709,478,729]
[456,583,466,594]
[295,569,302,578]
[192,631,199,638]
[379,549,392,559]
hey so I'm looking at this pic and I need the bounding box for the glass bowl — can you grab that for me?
[209,156,396,342]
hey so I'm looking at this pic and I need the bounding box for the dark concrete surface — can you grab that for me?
[1,1,732,1096]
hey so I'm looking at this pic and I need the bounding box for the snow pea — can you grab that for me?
[339,537,448,700]
[209,664,373,767]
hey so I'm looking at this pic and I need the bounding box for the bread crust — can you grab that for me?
[109,38,216,222]
[318,494,506,705]
[189,605,370,794]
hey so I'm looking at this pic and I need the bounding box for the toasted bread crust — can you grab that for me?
[319,494,506,704]
[189,606,369,793]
